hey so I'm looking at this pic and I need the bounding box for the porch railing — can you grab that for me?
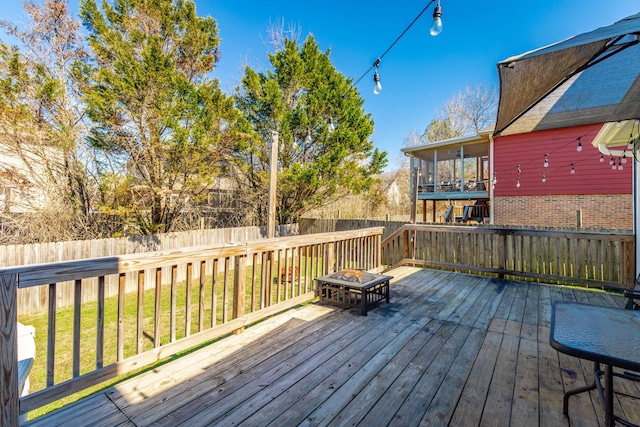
[382,224,635,290]
[0,227,383,425]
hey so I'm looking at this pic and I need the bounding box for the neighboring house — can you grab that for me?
[0,139,60,213]
[401,130,491,223]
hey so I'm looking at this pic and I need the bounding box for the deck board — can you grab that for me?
[25,267,636,427]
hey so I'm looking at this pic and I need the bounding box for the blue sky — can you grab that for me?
[3,1,639,169]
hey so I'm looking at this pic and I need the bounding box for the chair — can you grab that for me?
[443,205,453,222]
[625,274,640,310]
[455,206,470,223]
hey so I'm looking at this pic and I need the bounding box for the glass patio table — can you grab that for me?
[550,301,640,427]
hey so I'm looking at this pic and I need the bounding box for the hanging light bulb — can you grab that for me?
[612,159,617,170]
[628,133,634,149]
[373,58,382,95]
[542,173,546,183]
[622,152,628,164]
[618,159,623,171]
[600,154,605,163]
[543,153,549,168]
[430,0,443,36]
[516,178,520,188]
[570,164,575,174]
[609,157,615,166]
[576,137,582,152]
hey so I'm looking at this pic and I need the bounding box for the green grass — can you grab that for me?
[18,257,322,419]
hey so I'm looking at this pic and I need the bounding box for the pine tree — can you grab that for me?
[79,0,242,234]
[235,34,387,225]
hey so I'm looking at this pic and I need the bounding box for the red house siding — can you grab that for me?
[493,124,631,196]
[493,124,633,230]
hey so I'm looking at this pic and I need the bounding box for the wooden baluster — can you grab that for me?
[0,272,19,426]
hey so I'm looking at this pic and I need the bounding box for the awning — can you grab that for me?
[495,12,640,136]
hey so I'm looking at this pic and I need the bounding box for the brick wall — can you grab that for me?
[494,194,633,230]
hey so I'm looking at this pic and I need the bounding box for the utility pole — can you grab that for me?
[267,131,278,238]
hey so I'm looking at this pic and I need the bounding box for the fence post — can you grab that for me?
[233,255,246,334]
[623,240,635,286]
[498,231,506,279]
[0,272,19,426]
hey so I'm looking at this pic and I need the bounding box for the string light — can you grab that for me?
[373,58,382,95]
[495,127,634,193]
[430,0,443,36]
[345,0,442,96]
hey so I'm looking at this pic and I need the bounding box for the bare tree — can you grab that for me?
[425,82,497,141]
[0,0,100,241]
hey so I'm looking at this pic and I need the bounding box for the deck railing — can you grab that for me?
[382,224,635,290]
[0,227,383,425]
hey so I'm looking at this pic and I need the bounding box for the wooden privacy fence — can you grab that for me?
[300,218,405,240]
[8,224,297,316]
[382,224,635,290]
[0,227,383,425]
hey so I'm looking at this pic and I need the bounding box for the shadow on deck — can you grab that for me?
[25,267,639,427]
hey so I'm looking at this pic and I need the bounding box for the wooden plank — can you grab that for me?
[538,333,566,427]
[520,283,539,341]
[458,278,493,327]
[157,309,383,426]
[479,333,520,426]
[488,280,517,333]
[119,302,347,426]
[511,339,544,426]
[449,331,503,426]
[557,350,601,427]
[108,303,341,411]
[417,327,486,427]
[473,279,508,330]
[270,318,439,426]
[220,304,412,426]
[325,321,456,427]
[504,282,528,336]
[385,325,474,426]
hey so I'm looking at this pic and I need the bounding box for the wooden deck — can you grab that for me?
[25,267,639,427]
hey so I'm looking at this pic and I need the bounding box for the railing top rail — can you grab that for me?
[397,223,635,241]
[1,227,385,289]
